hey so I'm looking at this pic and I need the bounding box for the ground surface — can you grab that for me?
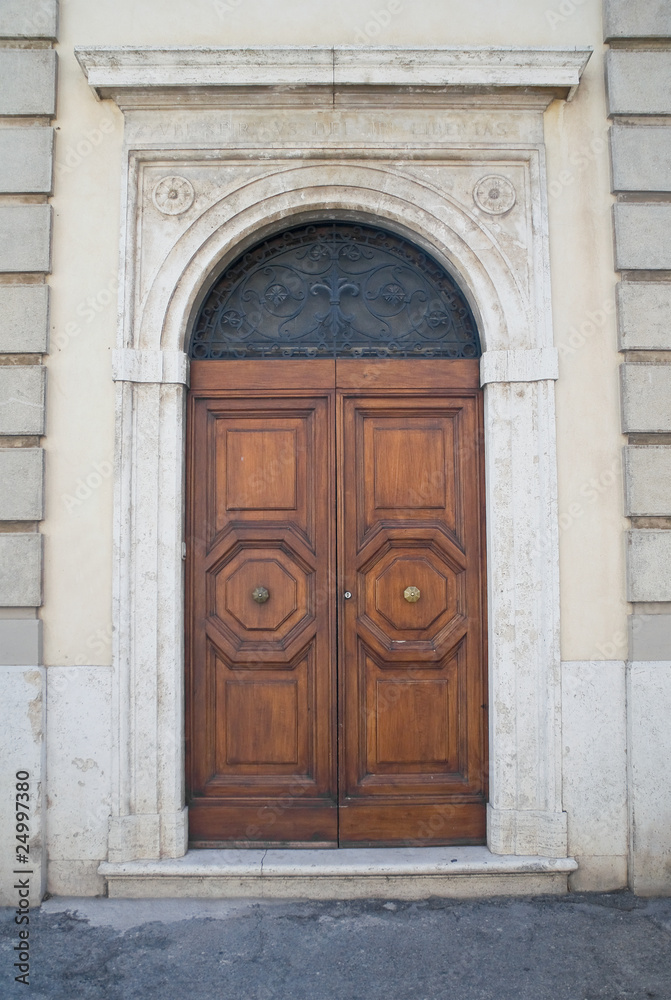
[1,892,670,999]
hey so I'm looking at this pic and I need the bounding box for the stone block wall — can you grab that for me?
[605,0,671,894]
[0,0,57,907]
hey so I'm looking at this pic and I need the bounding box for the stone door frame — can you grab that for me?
[75,46,591,863]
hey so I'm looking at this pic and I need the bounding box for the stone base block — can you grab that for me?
[0,666,45,907]
[629,661,671,896]
[161,807,189,858]
[568,855,628,893]
[47,859,106,897]
[562,662,628,863]
[108,810,188,862]
[487,806,568,858]
[108,815,161,863]
[46,666,112,864]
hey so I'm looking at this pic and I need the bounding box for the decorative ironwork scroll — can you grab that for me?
[190,223,481,359]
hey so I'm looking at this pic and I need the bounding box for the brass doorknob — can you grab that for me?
[252,586,269,604]
[404,586,421,603]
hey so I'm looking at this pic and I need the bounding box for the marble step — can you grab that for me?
[99,846,577,900]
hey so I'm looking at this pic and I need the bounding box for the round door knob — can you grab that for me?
[252,586,269,604]
[404,586,421,603]
[344,591,352,600]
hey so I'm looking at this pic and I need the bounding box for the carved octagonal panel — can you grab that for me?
[358,536,467,658]
[224,558,297,632]
[375,555,449,632]
[209,542,315,660]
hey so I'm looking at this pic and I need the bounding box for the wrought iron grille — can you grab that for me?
[189,223,481,360]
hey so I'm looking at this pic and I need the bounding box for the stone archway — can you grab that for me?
[74,45,590,872]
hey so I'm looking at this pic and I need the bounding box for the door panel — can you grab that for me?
[186,377,337,845]
[338,379,487,845]
[186,358,486,847]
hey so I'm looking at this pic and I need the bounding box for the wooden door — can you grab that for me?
[186,359,487,846]
[337,360,487,845]
[186,361,338,845]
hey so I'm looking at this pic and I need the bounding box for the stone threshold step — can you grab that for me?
[99,846,577,900]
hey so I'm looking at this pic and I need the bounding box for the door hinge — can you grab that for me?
[182,542,186,560]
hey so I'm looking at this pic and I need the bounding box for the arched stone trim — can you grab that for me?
[132,165,530,357]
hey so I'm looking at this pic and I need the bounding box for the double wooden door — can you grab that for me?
[186,358,487,847]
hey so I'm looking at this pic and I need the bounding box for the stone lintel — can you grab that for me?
[75,46,592,106]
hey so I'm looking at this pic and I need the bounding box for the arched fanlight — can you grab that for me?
[190,222,480,360]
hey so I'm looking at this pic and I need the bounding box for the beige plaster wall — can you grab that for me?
[43,0,626,665]
[545,49,626,662]
[57,0,598,48]
[43,32,121,666]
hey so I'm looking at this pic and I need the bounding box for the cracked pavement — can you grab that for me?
[2,892,671,999]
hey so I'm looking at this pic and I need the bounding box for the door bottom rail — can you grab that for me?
[99,846,577,900]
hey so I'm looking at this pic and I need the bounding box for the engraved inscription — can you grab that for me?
[127,110,527,146]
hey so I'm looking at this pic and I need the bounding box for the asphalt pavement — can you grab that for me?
[2,891,671,999]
